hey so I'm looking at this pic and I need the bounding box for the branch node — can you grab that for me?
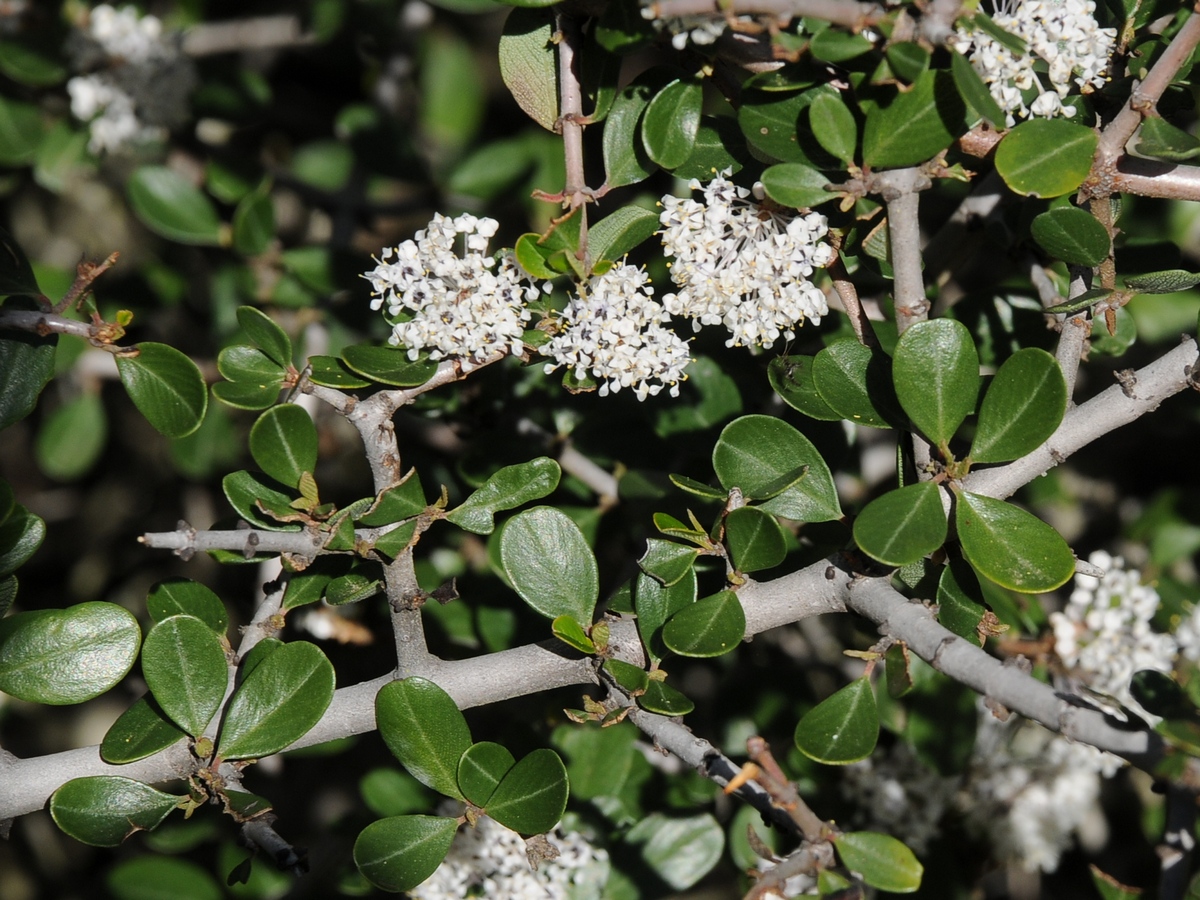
[1115,368,1139,398]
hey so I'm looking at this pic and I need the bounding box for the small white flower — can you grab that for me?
[842,742,958,854]
[659,172,835,349]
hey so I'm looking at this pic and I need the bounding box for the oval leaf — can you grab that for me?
[221,469,303,531]
[146,578,228,634]
[835,831,923,893]
[813,339,901,429]
[712,415,841,522]
[51,776,179,847]
[768,356,841,421]
[354,815,458,893]
[551,615,595,654]
[232,183,275,256]
[662,590,746,658]
[0,329,57,431]
[760,163,833,210]
[635,567,698,664]
[1124,268,1200,294]
[218,641,335,760]
[603,68,668,188]
[1135,116,1200,162]
[724,507,787,573]
[236,306,292,368]
[249,404,318,490]
[107,857,221,900]
[808,90,857,164]
[641,77,702,169]
[499,7,558,131]
[0,504,45,576]
[1030,206,1111,266]
[446,458,561,535]
[794,677,879,764]
[101,695,187,764]
[377,677,472,799]
[341,344,439,387]
[994,119,1098,198]
[35,392,107,481]
[116,343,208,439]
[638,678,694,715]
[142,615,228,738]
[485,748,569,835]
[969,347,1067,464]
[862,71,965,170]
[632,813,724,891]
[589,206,660,262]
[638,538,699,587]
[853,482,948,567]
[458,741,516,807]
[937,559,987,646]
[955,491,1075,593]
[127,166,222,245]
[892,318,979,447]
[0,602,139,704]
[500,506,598,623]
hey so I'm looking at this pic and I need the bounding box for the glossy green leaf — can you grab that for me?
[216,344,284,386]
[354,815,458,893]
[447,458,560,534]
[603,68,668,188]
[810,29,873,62]
[630,813,723,891]
[794,678,879,764]
[955,491,1075,593]
[218,641,335,759]
[813,339,901,429]
[107,856,221,900]
[768,356,841,420]
[551,615,595,654]
[499,7,558,131]
[862,71,965,169]
[1030,207,1111,266]
[638,538,699,587]
[994,119,1098,198]
[760,163,833,209]
[116,343,208,439]
[892,318,979,446]
[101,695,187,764]
[500,506,598,623]
[249,404,318,490]
[232,182,275,256]
[35,392,107,481]
[603,658,649,694]
[738,88,816,164]
[589,206,660,262]
[279,569,335,612]
[834,831,923,892]
[361,768,432,819]
[127,166,222,245]
[221,470,303,531]
[0,504,45,576]
[212,378,283,412]
[853,482,947,566]
[141,615,228,738]
[51,777,179,847]
[712,415,841,522]
[635,567,697,664]
[146,579,228,634]
[0,225,40,296]
[1135,116,1200,161]
[0,329,57,431]
[673,116,746,181]
[1124,269,1200,293]
[485,748,569,834]
[0,575,15,619]
[0,95,45,165]
[341,344,439,386]
[0,602,139,704]
[1091,865,1143,900]
[662,590,745,658]
[886,42,930,83]
[458,741,516,807]
[808,91,857,164]
[307,355,371,389]
[642,77,702,169]
[937,559,987,646]
[552,721,638,801]
[237,306,292,369]
[724,507,787,573]
[358,472,426,526]
[654,354,741,437]
[377,677,472,799]
[638,678,694,715]
[969,348,1066,464]
[949,48,1005,128]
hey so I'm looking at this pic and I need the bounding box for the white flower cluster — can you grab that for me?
[842,742,958,855]
[409,815,608,900]
[67,75,164,154]
[1050,550,1177,718]
[84,3,164,61]
[364,214,539,364]
[953,0,1117,127]
[659,173,835,349]
[541,264,691,401]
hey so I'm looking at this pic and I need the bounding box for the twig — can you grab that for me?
[182,15,315,56]
[515,418,619,506]
[1054,270,1092,399]
[0,308,125,345]
[644,0,882,28]
[883,178,927,334]
[827,234,878,348]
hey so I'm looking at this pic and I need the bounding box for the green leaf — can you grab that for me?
[994,119,1098,198]
[141,615,228,738]
[376,677,472,799]
[499,7,558,131]
[1130,669,1192,719]
[500,506,598,623]
[853,482,948,566]
[712,415,841,522]
[218,641,335,759]
[638,538,699,587]
[127,166,222,245]
[552,721,638,801]
[1030,207,1111,266]
[813,339,901,429]
[116,343,208,439]
[551,615,596,654]
[0,602,139,704]
[634,567,697,664]
[107,856,221,900]
[0,41,67,87]
[629,813,724,891]
[892,318,979,446]
[969,11,1027,54]
[458,741,516,807]
[794,678,879,764]
[969,347,1066,464]
[51,777,179,847]
[232,181,275,256]
[485,748,570,835]
[886,42,930,84]
[216,344,284,385]
[662,590,745,658]
[212,378,283,412]
[249,404,318,490]
[307,355,372,389]
[237,306,292,368]
[768,356,841,420]
[724,507,787,572]
[341,344,439,386]
[221,469,303,532]
[672,116,747,181]
[280,569,335,612]
[0,329,57,431]
[603,68,670,188]
[0,224,40,296]
[447,458,561,534]
[738,88,822,164]
[639,678,694,715]
[358,472,426,527]
[1135,116,1200,162]
[937,559,987,646]
[35,392,107,481]
[955,491,1075,593]
[361,768,433,819]
[1091,865,1143,900]
[101,695,187,764]
[602,658,649,694]
[1124,269,1200,293]
[949,48,1005,128]
[0,504,45,576]
[589,206,660,262]
[810,29,873,62]
[862,71,965,169]
[641,77,702,169]
[834,831,923,892]
[0,575,15,619]
[760,163,834,209]
[808,91,857,165]
[0,95,45,166]
[146,579,228,634]
[353,815,458,893]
